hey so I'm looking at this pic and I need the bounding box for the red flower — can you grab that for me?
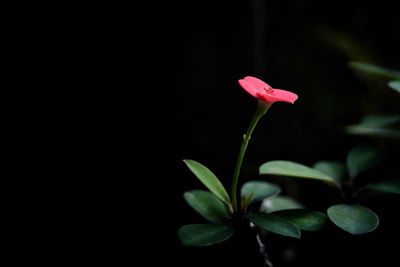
[238,76,298,104]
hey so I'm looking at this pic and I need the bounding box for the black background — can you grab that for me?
[72,0,400,266]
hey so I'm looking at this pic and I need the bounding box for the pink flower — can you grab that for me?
[238,76,298,104]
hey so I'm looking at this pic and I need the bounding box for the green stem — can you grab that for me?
[231,100,271,212]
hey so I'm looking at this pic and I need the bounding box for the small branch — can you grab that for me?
[256,233,273,267]
[251,223,273,267]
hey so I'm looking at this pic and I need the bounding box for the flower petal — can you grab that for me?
[261,88,298,104]
[243,76,271,90]
[238,75,299,104]
[239,78,260,98]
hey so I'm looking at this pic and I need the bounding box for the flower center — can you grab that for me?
[263,87,273,93]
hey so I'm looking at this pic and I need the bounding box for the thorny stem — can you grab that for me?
[251,222,273,267]
[231,101,271,212]
[256,233,274,267]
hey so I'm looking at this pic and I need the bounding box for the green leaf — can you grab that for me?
[313,161,347,184]
[241,181,281,205]
[327,204,379,235]
[242,192,255,211]
[388,81,400,93]
[360,114,400,127]
[183,160,230,205]
[345,125,400,139]
[184,190,231,223]
[272,209,328,231]
[346,145,385,176]
[178,224,233,246]
[365,181,400,195]
[260,196,304,213]
[247,213,301,238]
[346,115,400,138]
[349,61,400,80]
[260,160,338,186]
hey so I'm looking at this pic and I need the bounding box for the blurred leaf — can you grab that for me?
[242,192,255,211]
[345,125,400,138]
[184,190,231,223]
[272,209,328,231]
[327,204,379,235]
[183,160,230,205]
[247,213,301,238]
[346,115,400,139]
[313,161,347,184]
[346,145,385,176]
[241,181,281,205]
[260,196,304,213]
[365,181,400,195]
[260,160,338,187]
[318,28,376,62]
[349,61,400,80]
[360,114,400,127]
[388,81,400,93]
[178,224,233,246]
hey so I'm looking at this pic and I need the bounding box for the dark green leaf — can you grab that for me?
[184,190,231,223]
[242,192,255,211]
[365,181,400,195]
[360,114,400,127]
[319,29,374,62]
[345,125,400,139]
[327,204,379,235]
[349,61,400,80]
[178,224,233,246]
[260,196,304,213]
[247,213,300,238]
[346,145,385,176]
[272,209,328,231]
[241,181,281,205]
[313,161,347,184]
[346,114,400,139]
[260,160,338,187]
[183,160,230,205]
[388,81,400,93]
